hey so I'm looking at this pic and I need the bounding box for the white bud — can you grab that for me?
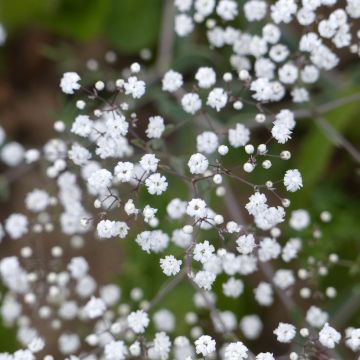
[266,180,273,188]
[95,81,105,91]
[257,144,267,154]
[21,247,32,258]
[54,121,65,132]
[213,174,222,184]
[245,144,254,154]
[218,145,229,155]
[243,162,254,173]
[76,100,86,110]
[280,150,291,160]
[329,253,338,263]
[300,287,311,298]
[94,199,101,208]
[289,352,298,360]
[51,246,63,257]
[326,287,336,298]
[255,113,266,123]
[282,198,290,207]
[223,72,232,82]
[130,62,141,73]
[320,211,332,222]
[262,160,272,169]
[216,186,226,196]
[239,69,250,81]
[300,328,309,337]
[214,214,224,225]
[233,100,243,110]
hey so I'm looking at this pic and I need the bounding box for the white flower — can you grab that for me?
[140,153,159,172]
[240,315,263,340]
[207,87,228,111]
[319,323,341,349]
[254,282,273,306]
[186,198,207,218]
[5,214,28,240]
[236,234,256,254]
[193,240,215,263]
[60,72,81,94]
[216,0,238,20]
[104,341,128,360]
[244,0,267,21]
[146,116,165,139]
[284,169,303,192]
[196,131,218,154]
[256,353,275,360]
[306,306,328,328]
[188,153,209,174]
[84,296,106,319]
[149,332,171,360]
[224,341,248,360]
[273,269,295,289]
[273,322,296,343]
[289,209,310,230]
[228,123,250,147]
[195,335,216,356]
[127,310,150,334]
[145,173,168,195]
[114,161,134,183]
[88,169,113,193]
[71,115,92,137]
[124,76,145,98]
[346,328,360,352]
[181,93,202,114]
[162,70,183,92]
[67,257,89,279]
[223,277,244,298]
[25,189,50,212]
[1,142,25,166]
[193,270,216,290]
[175,14,194,37]
[68,143,92,166]
[195,67,216,88]
[160,255,182,276]
[97,220,129,239]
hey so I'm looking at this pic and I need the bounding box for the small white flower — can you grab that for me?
[195,335,216,356]
[284,169,303,192]
[273,322,296,343]
[188,153,209,174]
[160,255,182,276]
[60,72,81,94]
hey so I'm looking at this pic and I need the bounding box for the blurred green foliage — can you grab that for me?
[0,0,163,53]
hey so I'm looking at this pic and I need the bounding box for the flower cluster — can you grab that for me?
[0,1,359,359]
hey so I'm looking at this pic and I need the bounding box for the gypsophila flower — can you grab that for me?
[25,189,50,212]
[319,323,341,348]
[188,153,209,174]
[195,67,216,88]
[207,87,228,111]
[256,353,275,360]
[195,335,216,356]
[60,72,81,94]
[145,173,168,195]
[140,153,159,172]
[181,93,202,114]
[84,296,106,319]
[146,116,165,139]
[124,76,145,98]
[224,341,248,360]
[236,234,256,255]
[114,161,134,182]
[289,209,310,230]
[284,169,303,192]
[104,341,128,360]
[127,310,150,334]
[5,214,28,240]
[160,255,182,276]
[88,169,113,193]
[228,123,250,148]
[223,277,244,298]
[193,270,216,290]
[273,322,296,343]
[162,70,183,92]
[193,240,215,263]
[306,306,328,328]
[186,198,207,218]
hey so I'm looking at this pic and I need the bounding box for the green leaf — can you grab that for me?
[104,0,162,53]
